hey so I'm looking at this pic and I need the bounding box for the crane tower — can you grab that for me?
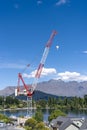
[15,30,57,116]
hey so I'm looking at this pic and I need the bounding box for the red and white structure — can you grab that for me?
[15,30,57,116]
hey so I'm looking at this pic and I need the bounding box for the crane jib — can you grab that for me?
[40,47,49,64]
[16,30,57,100]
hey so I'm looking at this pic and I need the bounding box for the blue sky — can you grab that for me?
[0,0,87,89]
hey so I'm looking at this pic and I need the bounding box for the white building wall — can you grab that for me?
[65,124,79,130]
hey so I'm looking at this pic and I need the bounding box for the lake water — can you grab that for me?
[1,109,87,121]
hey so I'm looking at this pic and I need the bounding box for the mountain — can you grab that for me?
[0,79,87,97]
[15,90,59,101]
[36,79,87,97]
[0,86,16,96]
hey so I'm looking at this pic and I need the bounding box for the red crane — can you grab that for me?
[15,30,57,116]
[31,30,57,93]
[15,30,57,97]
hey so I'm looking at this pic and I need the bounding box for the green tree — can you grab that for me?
[34,110,43,122]
[48,97,52,107]
[35,122,45,130]
[84,95,87,106]
[63,97,68,106]
[35,122,50,130]
[58,97,64,106]
[48,109,66,122]
[37,99,47,108]
[0,96,3,105]
[25,118,37,129]
[0,114,11,123]
[78,97,84,108]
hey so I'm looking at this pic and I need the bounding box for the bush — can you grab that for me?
[25,118,37,129]
[48,109,66,122]
[33,110,43,122]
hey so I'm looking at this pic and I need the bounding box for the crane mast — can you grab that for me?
[15,30,57,117]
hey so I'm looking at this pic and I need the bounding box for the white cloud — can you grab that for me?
[23,70,36,78]
[23,67,57,78]
[3,62,86,83]
[82,50,87,54]
[22,73,32,78]
[37,0,42,5]
[56,71,87,82]
[42,68,57,76]
[23,69,87,82]
[56,0,68,6]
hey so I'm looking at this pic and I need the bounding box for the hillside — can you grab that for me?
[0,79,87,97]
[36,79,87,97]
[16,90,59,101]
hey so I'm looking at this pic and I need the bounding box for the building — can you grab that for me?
[17,116,31,126]
[50,116,87,130]
[0,121,6,127]
[80,119,87,130]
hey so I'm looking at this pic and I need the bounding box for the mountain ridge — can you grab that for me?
[0,79,87,97]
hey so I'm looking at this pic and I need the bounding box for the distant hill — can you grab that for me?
[0,86,16,96]
[36,79,87,97]
[0,79,87,97]
[15,90,59,101]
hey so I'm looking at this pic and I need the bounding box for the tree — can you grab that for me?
[84,95,87,106]
[48,97,57,108]
[37,99,47,108]
[0,96,3,105]
[35,122,45,130]
[24,118,50,130]
[48,109,66,122]
[63,97,68,106]
[35,122,50,130]
[0,114,11,123]
[33,110,43,122]
[25,118,37,130]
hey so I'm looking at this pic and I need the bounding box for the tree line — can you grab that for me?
[35,95,87,110]
[1,95,87,110]
[1,95,87,129]
[0,96,27,109]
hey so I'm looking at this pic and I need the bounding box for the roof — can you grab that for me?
[59,119,80,130]
[56,116,69,123]
[80,119,87,130]
[50,116,87,130]
[50,116,69,128]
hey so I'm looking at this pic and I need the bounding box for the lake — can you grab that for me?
[1,109,87,121]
